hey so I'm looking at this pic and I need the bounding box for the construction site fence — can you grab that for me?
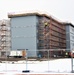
[0,49,73,73]
[0,49,71,59]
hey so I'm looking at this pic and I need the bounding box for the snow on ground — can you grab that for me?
[0,58,73,75]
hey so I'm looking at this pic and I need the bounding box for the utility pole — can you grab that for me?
[22,49,30,73]
[71,50,74,73]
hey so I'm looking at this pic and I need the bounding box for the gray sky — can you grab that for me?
[0,0,74,24]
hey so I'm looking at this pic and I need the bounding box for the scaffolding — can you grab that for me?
[38,17,51,49]
[0,20,11,57]
[37,16,66,57]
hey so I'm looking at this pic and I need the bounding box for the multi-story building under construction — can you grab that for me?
[8,12,66,57]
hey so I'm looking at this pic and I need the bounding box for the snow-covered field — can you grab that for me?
[0,58,74,75]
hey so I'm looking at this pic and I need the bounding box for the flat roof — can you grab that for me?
[64,22,74,27]
[8,12,50,18]
[8,12,64,25]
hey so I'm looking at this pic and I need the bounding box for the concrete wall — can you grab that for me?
[10,15,38,57]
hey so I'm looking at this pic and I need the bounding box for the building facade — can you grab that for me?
[9,14,38,57]
[66,23,74,52]
[8,13,66,57]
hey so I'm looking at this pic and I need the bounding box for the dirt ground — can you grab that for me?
[0,57,66,61]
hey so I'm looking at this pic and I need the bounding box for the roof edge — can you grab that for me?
[8,12,64,25]
[64,22,74,27]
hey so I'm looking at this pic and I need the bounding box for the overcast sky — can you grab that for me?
[0,0,74,24]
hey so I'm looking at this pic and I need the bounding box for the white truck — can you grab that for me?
[9,50,26,58]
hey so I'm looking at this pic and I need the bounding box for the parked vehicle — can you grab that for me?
[8,50,26,58]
